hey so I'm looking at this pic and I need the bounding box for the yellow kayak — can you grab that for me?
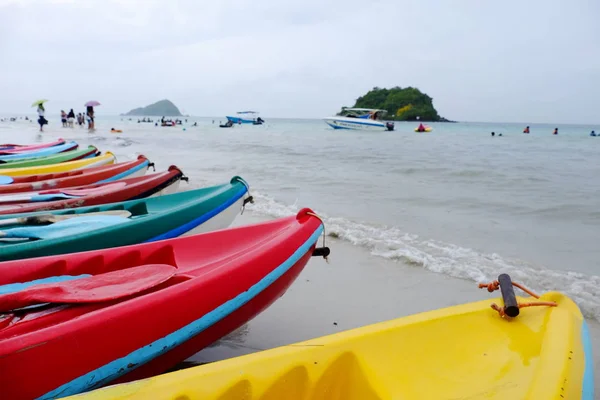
[415,127,432,132]
[0,152,115,177]
[65,275,593,400]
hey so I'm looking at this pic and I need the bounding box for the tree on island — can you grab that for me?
[340,87,451,122]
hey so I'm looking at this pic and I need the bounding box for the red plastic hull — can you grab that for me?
[0,210,324,399]
[0,166,183,214]
[0,156,151,194]
[0,139,66,154]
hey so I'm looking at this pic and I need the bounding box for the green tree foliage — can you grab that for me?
[346,87,445,121]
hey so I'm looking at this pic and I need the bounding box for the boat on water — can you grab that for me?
[0,176,251,261]
[226,111,264,125]
[323,108,395,131]
[65,275,593,400]
[0,208,328,399]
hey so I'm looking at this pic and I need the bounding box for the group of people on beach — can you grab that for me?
[36,104,95,132]
[60,109,88,128]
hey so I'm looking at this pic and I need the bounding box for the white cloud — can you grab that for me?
[0,0,599,123]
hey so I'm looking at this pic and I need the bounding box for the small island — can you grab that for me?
[340,87,453,122]
[122,99,183,117]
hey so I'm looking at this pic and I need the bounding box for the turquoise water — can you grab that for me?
[0,116,598,322]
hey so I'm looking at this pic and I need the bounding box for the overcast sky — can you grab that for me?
[0,0,598,123]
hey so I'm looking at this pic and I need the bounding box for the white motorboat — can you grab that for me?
[323,108,395,131]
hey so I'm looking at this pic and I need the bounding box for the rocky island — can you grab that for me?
[341,87,453,122]
[123,99,183,117]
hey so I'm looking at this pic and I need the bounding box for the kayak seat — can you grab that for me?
[213,352,384,400]
[127,202,149,216]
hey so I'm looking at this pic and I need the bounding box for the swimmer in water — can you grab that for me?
[523,126,530,134]
[491,131,495,137]
[553,128,558,135]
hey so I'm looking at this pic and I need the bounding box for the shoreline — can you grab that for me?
[185,211,600,390]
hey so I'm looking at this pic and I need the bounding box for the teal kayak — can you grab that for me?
[0,176,251,262]
[0,146,98,169]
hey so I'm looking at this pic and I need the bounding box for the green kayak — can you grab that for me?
[0,176,251,262]
[0,146,98,169]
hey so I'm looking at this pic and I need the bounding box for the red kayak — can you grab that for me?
[0,155,154,194]
[0,209,328,400]
[0,139,66,155]
[0,166,185,214]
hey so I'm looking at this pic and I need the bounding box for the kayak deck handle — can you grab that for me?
[243,196,254,207]
[306,211,329,263]
[478,274,557,319]
[312,247,331,258]
[147,162,156,171]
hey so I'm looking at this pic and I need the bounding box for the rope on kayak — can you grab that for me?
[478,278,557,319]
[306,211,330,262]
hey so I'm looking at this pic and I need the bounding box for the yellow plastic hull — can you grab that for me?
[0,152,115,177]
[415,127,432,132]
[65,292,593,400]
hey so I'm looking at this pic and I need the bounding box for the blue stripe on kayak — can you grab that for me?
[0,274,91,295]
[582,319,594,400]
[41,224,324,399]
[144,186,247,243]
[329,124,350,129]
[0,142,77,161]
[96,160,149,184]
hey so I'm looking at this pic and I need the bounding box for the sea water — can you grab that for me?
[1,116,598,321]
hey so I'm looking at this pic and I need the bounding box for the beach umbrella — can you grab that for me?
[85,101,101,107]
[31,99,48,107]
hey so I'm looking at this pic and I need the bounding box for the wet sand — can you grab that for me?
[187,212,600,389]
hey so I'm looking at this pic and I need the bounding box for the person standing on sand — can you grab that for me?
[60,110,67,127]
[37,104,48,132]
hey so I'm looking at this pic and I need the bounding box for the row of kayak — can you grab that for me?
[0,139,594,399]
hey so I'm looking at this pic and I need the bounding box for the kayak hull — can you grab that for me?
[0,152,115,177]
[62,291,593,400]
[323,117,388,131]
[0,156,151,194]
[0,141,78,161]
[0,139,66,154]
[0,167,184,215]
[0,177,250,261]
[0,146,98,169]
[0,210,324,399]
